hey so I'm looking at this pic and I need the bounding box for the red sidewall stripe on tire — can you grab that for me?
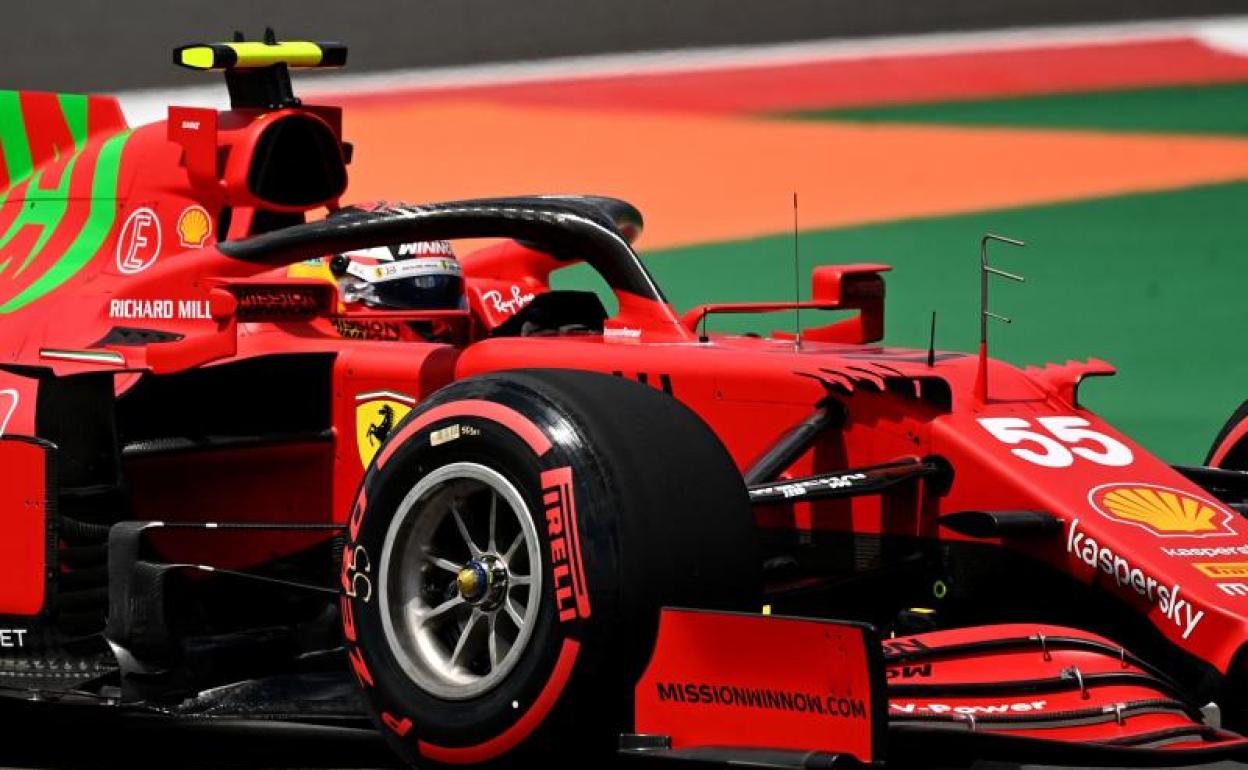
[1211,419,1248,467]
[376,399,553,468]
[417,639,582,764]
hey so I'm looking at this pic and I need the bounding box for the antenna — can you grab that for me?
[927,311,937,368]
[975,234,1026,402]
[792,192,802,351]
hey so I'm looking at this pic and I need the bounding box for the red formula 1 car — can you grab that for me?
[5,35,1248,769]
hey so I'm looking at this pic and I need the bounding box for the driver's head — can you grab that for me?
[329,237,463,311]
[325,202,463,310]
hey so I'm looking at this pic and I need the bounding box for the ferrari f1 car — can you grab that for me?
[6,34,1248,769]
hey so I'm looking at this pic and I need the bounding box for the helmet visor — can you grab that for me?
[372,274,465,310]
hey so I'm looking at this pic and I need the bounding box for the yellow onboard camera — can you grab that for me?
[174,40,347,71]
[171,30,349,109]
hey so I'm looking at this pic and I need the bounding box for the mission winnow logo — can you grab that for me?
[655,681,867,719]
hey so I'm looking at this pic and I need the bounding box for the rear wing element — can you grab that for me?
[625,609,887,766]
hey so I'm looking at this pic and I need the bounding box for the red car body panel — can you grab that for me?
[634,609,884,762]
[0,438,51,615]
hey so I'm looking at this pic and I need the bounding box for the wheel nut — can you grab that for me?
[457,563,489,602]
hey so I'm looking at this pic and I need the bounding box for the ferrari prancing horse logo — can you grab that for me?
[355,390,416,468]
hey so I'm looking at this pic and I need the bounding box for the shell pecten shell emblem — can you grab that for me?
[1090,483,1235,538]
[177,205,213,248]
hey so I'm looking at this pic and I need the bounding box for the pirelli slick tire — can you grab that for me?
[1208,399,1248,469]
[341,369,758,767]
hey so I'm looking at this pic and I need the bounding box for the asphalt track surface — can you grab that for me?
[1,0,1243,93]
[0,702,400,770]
[0,700,1244,770]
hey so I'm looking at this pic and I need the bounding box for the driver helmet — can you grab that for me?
[329,223,463,310]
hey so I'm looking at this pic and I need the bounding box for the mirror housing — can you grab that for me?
[806,263,892,343]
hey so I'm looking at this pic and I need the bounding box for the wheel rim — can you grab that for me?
[379,462,544,700]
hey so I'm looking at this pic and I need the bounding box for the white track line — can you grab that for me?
[1198,18,1248,55]
[118,14,1248,126]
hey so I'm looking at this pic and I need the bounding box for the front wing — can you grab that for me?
[623,610,1248,768]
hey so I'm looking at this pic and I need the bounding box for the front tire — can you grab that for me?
[341,369,758,767]
[1208,399,1248,469]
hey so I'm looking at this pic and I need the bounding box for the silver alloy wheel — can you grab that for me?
[378,462,543,700]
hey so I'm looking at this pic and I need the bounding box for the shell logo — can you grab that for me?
[1089,483,1235,538]
[177,205,212,248]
